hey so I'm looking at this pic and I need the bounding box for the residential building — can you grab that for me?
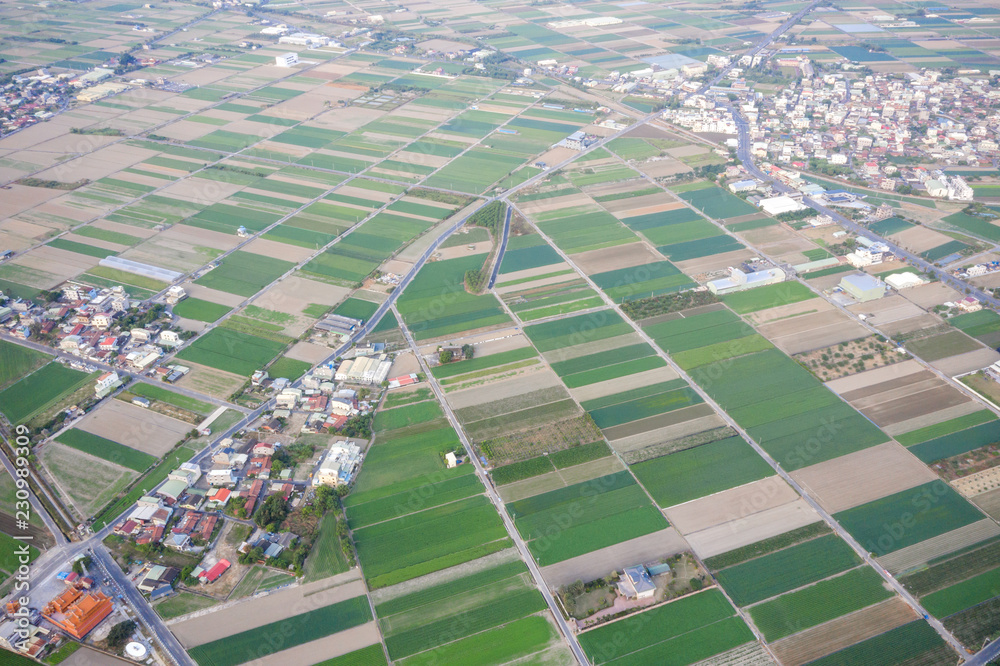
[617,565,656,600]
[275,52,299,67]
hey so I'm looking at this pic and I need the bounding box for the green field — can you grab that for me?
[195,251,294,297]
[267,356,312,381]
[188,596,372,666]
[312,645,386,666]
[588,386,702,429]
[722,281,816,314]
[127,383,213,415]
[835,481,983,557]
[0,340,49,389]
[805,621,948,666]
[172,298,232,323]
[749,567,894,641]
[0,531,39,573]
[347,471,481,529]
[921,566,1000,618]
[396,254,510,340]
[431,347,537,379]
[578,589,749,664]
[373,401,443,433]
[896,409,997,446]
[506,471,668,565]
[715,535,860,606]
[632,436,773,508]
[352,495,509,589]
[909,419,1000,463]
[524,310,632,352]
[0,363,93,423]
[176,328,286,377]
[302,512,351,582]
[55,429,155,472]
[397,615,555,666]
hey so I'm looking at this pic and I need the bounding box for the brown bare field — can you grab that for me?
[285,341,332,364]
[496,268,575,294]
[256,624,380,666]
[569,366,679,403]
[609,413,726,455]
[602,403,718,442]
[664,476,794,533]
[78,400,190,457]
[684,501,821,559]
[184,284,247,308]
[63,647,133,666]
[972,487,1000,520]
[884,400,984,437]
[436,241,494,261]
[902,282,963,309]
[542,333,644,364]
[601,194,678,215]
[825,359,924,394]
[254,275,350,317]
[242,237,315,263]
[642,159,692,178]
[171,572,367,647]
[447,369,564,409]
[518,192,593,217]
[158,178,244,206]
[673,249,756,278]
[743,298,830,326]
[498,457,625,503]
[790,442,938,514]
[562,242,660,276]
[931,347,1000,376]
[770,598,918,666]
[39,442,134,519]
[848,295,926,325]
[175,363,245,399]
[758,310,868,355]
[856,383,969,428]
[13,246,99,286]
[893,226,954,253]
[0,183,65,219]
[540,528,688,587]
[876,519,1000,574]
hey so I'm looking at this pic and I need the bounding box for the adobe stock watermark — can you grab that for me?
[7,424,36,641]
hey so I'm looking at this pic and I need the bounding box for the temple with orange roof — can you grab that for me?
[42,588,113,639]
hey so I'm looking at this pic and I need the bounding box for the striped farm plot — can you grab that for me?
[534,206,638,255]
[505,470,668,566]
[76,399,192,458]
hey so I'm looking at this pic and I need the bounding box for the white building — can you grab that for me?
[759,195,808,216]
[846,242,892,267]
[279,32,328,47]
[885,272,927,289]
[313,440,362,487]
[94,371,122,397]
[165,286,187,305]
[275,52,298,68]
[707,266,786,295]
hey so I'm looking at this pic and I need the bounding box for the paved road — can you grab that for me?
[487,205,513,290]
[0,433,68,548]
[392,306,590,666]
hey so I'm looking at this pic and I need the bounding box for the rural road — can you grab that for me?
[487,205,513,290]
[392,305,591,666]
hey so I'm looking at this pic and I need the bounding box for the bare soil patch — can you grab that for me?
[447,369,564,409]
[569,366,678,403]
[902,282,963,309]
[242,237,315,263]
[175,363,246,400]
[602,403,717,442]
[683,500,821,559]
[883,400,983,437]
[256,623,380,666]
[171,573,365,647]
[541,333,643,364]
[930,347,1000,376]
[609,413,726,455]
[770,598,918,666]
[893,226,954,253]
[877,519,1000,574]
[254,275,350,317]
[664,477,795,533]
[601,194,679,215]
[825,359,924,395]
[285,341,333,364]
[790,442,938,514]
[847,295,925,326]
[78,400,190,457]
[759,311,868,354]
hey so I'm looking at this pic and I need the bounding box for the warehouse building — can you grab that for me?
[707,266,785,295]
[839,273,886,302]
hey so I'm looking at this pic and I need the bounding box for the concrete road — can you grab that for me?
[487,205,513,290]
[392,306,590,666]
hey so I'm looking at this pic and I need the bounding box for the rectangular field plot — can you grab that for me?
[632,436,774,508]
[687,349,888,469]
[171,297,232,323]
[577,589,753,665]
[54,428,155,473]
[589,260,695,301]
[748,567,894,642]
[921,566,1000,618]
[722,281,817,314]
[194,251,294,297]
[658,235,747,262]
[396,254,510,340]
[376,561,547,661]
[499,235,563,274]
[678,185,758,219]
[524,310,633,352]
[373,401,443,433]
[175,328,286,377]
[588,385,703,429]
[396,615,562,666]
[804,620,950,666]
[0,363,93,423]
[620,208,719,246]
[352,495,509,589]
[908,419,1000,463]
[505,471,667,565]
[715,534,861,606]
[835,481,984,557]
[644,308,753,353]
[188,596,372,666]
[0,340,49,390]
[536,209,637,254]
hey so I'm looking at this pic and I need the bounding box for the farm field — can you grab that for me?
[175,328,286,377]
[54,429,155,473]
[195,251,295,298]
[631,436,773,508]
[352,494,509,589]
[835,481,984,556]
[0,363,95,423]
[804,620,951,666]
[577,589,753,665]
[172,297,233,323]
[524,310,633,352]
[0,340,49,389]
[506,470,668,565]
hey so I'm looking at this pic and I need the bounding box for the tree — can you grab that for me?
[107,620,136,649]
[439,349,453,364]
[461,344,474,360]
[72,555,91,576]
[254,494,289,529]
